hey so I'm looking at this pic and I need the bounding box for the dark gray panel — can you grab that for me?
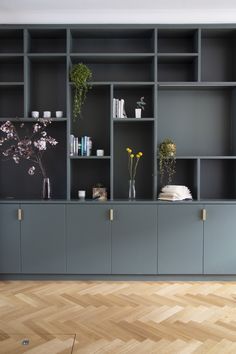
[204,205,236,274]
[21,204,66,273]
[200,160,236,199]
[28,29,66,53]
[0,204,20,273]
[158,205,203,274]
[113,123,153,199]
[67,205,111,274]
[112,205,157,274]
[158,89,231,156]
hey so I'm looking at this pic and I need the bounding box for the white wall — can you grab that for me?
[1,0,236,24]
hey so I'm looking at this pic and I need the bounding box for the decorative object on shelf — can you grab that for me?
[126,148,143,200]
[42,177,51,200]
[113,98,127,118]
[0,119,58,199]
[31,111,39,119]
[70,63,92,121]
[96,149,104,157]
[135,96,146,118]
[43,111,51,118]
[55,111,63,118]
[159,138,176,185]
[158,185,192,201]
[92,183,107,201]
[78,190,86,201]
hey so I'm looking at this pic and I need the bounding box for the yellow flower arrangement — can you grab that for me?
[126,147,143,180]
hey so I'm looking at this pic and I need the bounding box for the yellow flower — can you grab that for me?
[130,154,134,158]
[136,153,140,158]
[126,147,132,154]
[138,152,143,157]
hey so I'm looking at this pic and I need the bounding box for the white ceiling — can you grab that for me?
[1,0,236,24]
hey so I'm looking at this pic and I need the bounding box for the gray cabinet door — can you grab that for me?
[204,205,236,274]
[158,205,203,274]
[21,204,66,273]
[0,204,21,273]
[112,205,157,274]
[67,205,111,274]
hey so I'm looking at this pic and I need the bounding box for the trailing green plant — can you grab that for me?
[70,63,92,120]
[136,96,146,110]
[159,138,176,185]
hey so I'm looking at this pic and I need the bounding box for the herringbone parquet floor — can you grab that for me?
[1,281,236,353]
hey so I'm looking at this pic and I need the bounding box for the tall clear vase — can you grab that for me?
[128,179,136,200]
[42,177,51,199]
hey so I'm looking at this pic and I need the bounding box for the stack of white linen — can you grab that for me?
[158,185,192,201]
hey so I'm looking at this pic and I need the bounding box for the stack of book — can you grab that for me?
[70,135,92,156]
[113,98,127,118]
[158,185,192,201]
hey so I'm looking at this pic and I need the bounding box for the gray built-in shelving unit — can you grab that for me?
[1,25,236,201]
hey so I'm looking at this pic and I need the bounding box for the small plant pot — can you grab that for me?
[165,143,176,157]
[135,108,142,118]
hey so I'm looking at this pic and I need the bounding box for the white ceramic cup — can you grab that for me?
[56,111,63,118]
[96,149,104,157]
[31,111,39,119]
[78,190,86,200]
[43,111,51,118]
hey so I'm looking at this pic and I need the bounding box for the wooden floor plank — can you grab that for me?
[1,281,236,353]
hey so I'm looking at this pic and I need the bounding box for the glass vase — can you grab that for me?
[42,177,51,200]
[128,179,136,200]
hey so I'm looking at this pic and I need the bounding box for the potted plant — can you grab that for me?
[135,96,146,118]
[70,63,92,121]
[159,138,176,185]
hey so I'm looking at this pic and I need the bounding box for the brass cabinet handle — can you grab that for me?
[201,208,207,221]
[18,208,23,221]
[109,209,114,221]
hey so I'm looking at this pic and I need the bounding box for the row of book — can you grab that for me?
[70,135,92,156]
[113,98,127,118]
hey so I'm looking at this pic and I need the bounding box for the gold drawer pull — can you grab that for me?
[18,209,23,221]
[109,209,114,221]
[201,208,207,221]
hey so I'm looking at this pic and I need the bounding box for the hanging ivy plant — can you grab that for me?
[70,63,92,120]
[159,138,176,185]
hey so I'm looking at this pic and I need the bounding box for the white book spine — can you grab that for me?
[113,98,116,118]
[74,137,78,156]
[120,99,125,118]
[70,135,74,156]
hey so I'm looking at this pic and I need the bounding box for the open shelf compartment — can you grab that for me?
[157,158,198,200]
[70,159,110,199]
[0,29,23,53]
[158,88,235,156]
[113,84,154,118]
[28,56,66,117]
[27,29,66,53]
[200,159,236,199]
[158,29,198,53]
[71,56,154,82]
[0,56,23,82]
[113,122,154,199]
[0,122,67,199]
[0,86,24,118]
[71,85,110,155]
[201,29,236,82]
[158,55,198,82]
[70,28,154,53]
